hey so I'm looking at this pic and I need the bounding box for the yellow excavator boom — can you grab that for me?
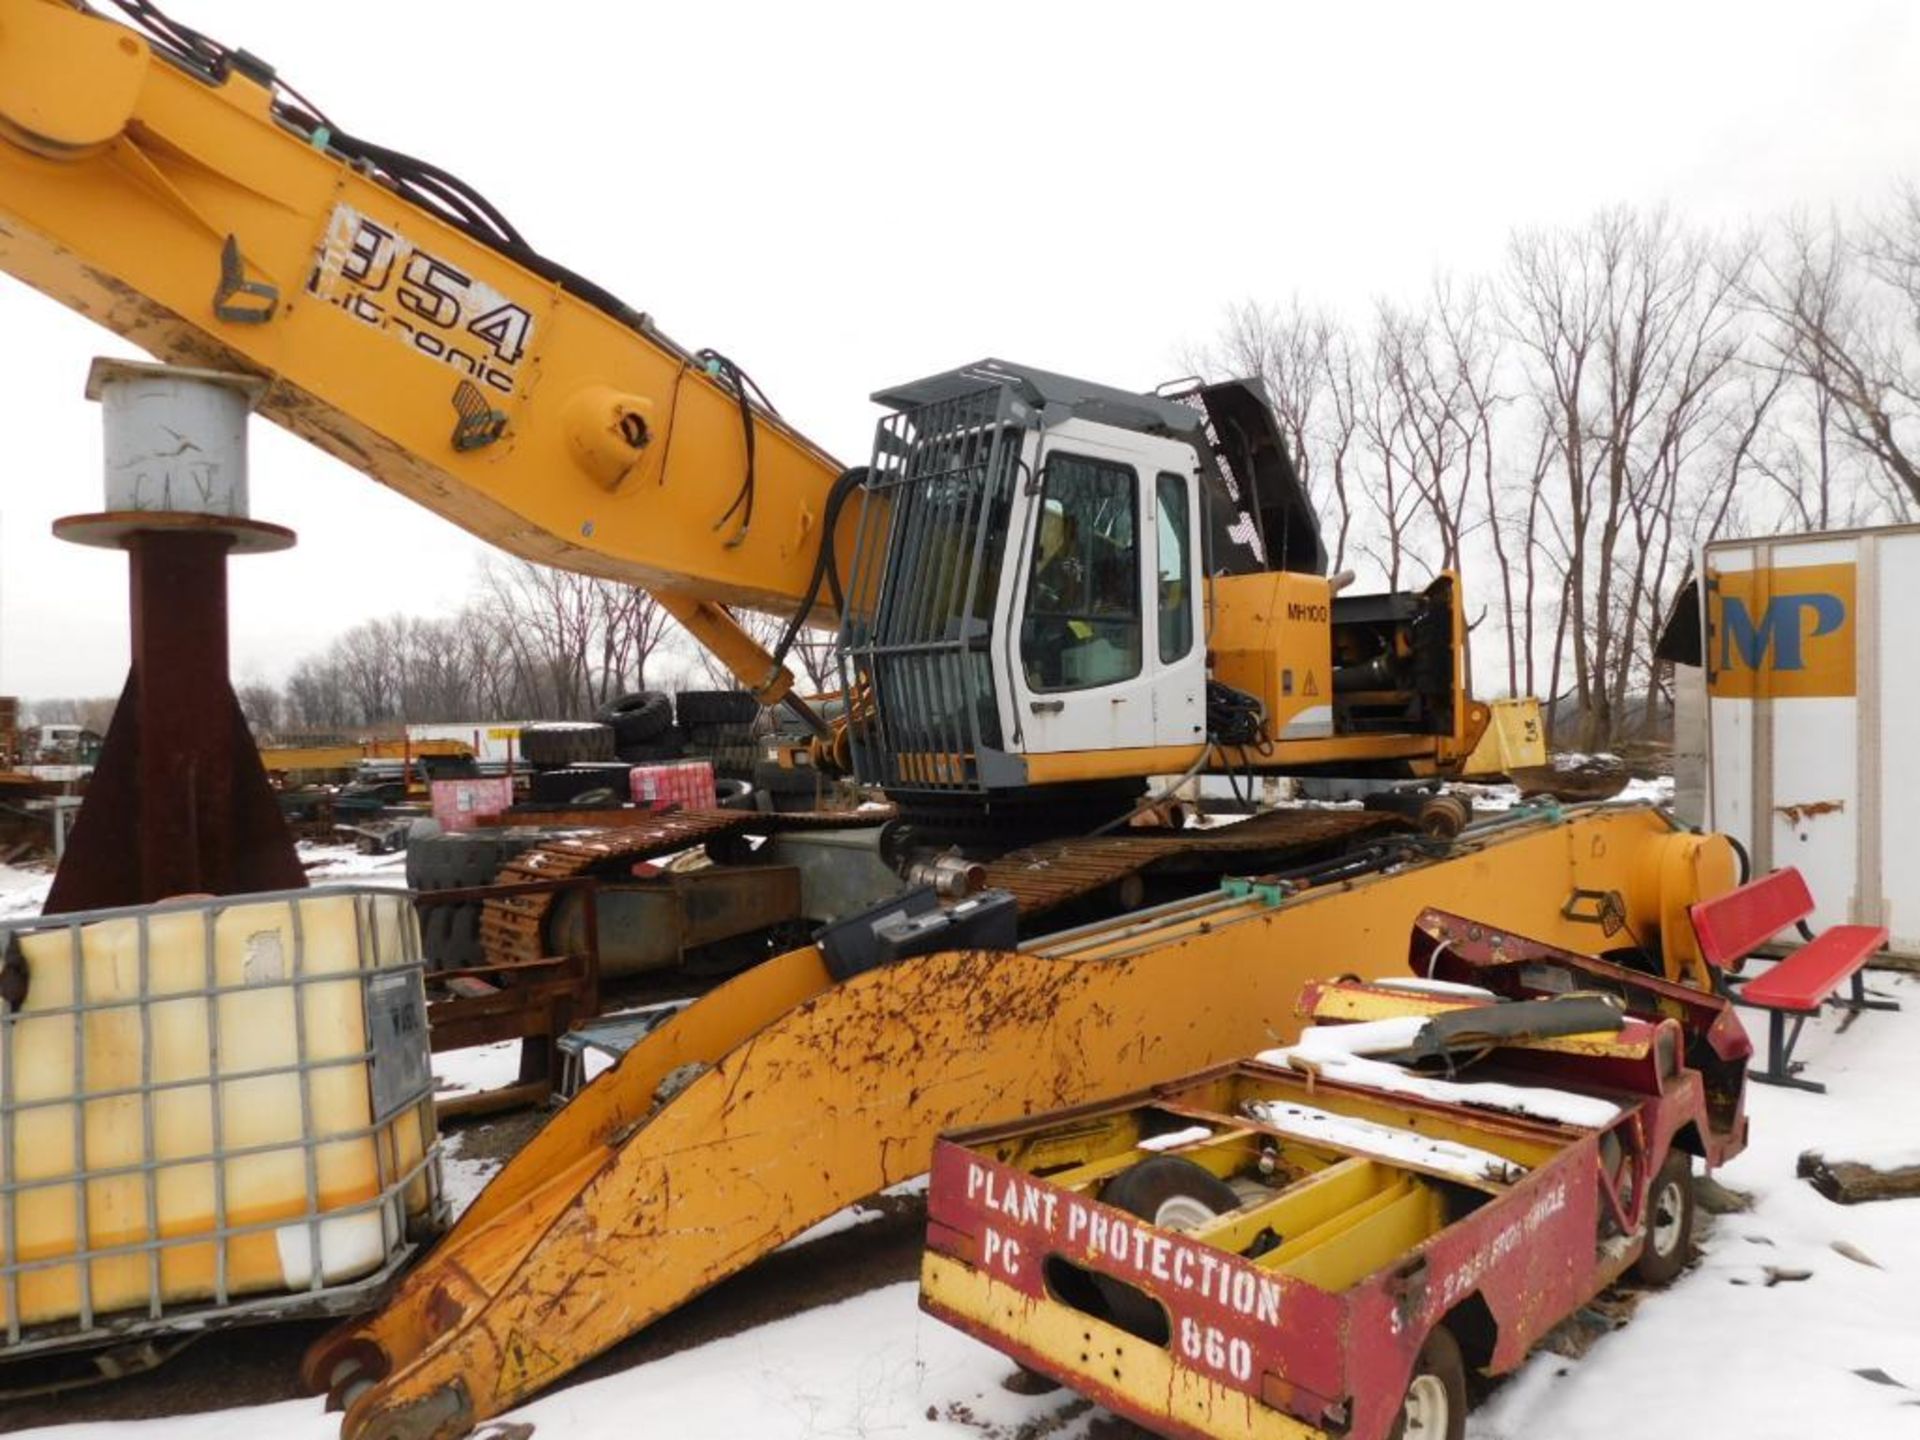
[299,806,1731,1439]
[0,0,845,702]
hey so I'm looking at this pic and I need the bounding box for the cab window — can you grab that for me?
[1020,453,1140,692]
[1156,472,1194,663]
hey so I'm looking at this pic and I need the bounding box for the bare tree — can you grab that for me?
[1371,282,1496,676]
[1353,312,1423,592]
[1750,198,1920,512]
[1193,299,1359,570]
[1506,209,1748,748]
[236,680,283,736]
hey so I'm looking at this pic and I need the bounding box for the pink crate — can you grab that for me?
[630,760,717,811]
[429,777,514,833]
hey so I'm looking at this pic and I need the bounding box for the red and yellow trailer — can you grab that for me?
[921,911,1751,1440]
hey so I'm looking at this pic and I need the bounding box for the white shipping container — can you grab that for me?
[1700,523,1919,960]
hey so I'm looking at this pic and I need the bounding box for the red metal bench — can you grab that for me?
[1688,866,1895,1092]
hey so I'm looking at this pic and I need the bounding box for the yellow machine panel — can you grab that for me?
[1208,572,1336,741]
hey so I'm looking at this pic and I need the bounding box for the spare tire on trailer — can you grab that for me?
[407,828,554,971]
[598,691,674,748]
[1093,1156,1241,1339]
[675,689,761,728]
[519,722,615,769]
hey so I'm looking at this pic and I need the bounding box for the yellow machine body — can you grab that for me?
[1209,571,1338,742]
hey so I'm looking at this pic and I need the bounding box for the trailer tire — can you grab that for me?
[1389,1325,1466,1440]
[519,722,615,769]
[1093,1157,1241,1337]
[1630,1150,1694,1287]
[599,691,675,747]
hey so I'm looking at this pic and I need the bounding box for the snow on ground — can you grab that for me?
[22,966,1915,1440]
[437,1129,504,1220]
[0,861,51,919]
[1471,966,1920,1440]
[19,1282,1086,1440]
[1614,774,1675,806]
[0,842,406,925]
[9,795,1920,1440]
[432,1040,523,1100]
[1454,772,1674,814]
[293,841,411,887]
[779,1177,930,1251]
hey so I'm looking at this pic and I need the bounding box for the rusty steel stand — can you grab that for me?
[43,361,307,914]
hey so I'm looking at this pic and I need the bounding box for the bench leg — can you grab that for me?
[1831,970,1901,1014]
[1748,1010,1825,1093]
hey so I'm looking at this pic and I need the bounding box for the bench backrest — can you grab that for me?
[1688,866,1815,969]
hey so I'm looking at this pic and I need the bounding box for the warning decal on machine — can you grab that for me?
[306,203,536,397]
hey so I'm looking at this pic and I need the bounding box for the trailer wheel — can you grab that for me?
[1390,1325,1466,1440]
[1631,1150,1694,1286]
[1093,1157,1241,1337]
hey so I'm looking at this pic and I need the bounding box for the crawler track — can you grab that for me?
[477,807,894,966]
[480,806,1407,966]
[982,808,1407,918]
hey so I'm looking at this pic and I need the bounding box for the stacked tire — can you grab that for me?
[599,692,676,761]
[529,762,640,805]
[676,690,762,780]
[407,828,556,971]
[514,689,763,803]
[518,722,617,768]
[753,733,826,811]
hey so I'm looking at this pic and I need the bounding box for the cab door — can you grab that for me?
[1003,421,1204,756]
[1149,465,1206,746]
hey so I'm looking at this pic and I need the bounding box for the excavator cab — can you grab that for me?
[836,360,1472,823]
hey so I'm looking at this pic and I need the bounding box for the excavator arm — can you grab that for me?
[0,0,846,704]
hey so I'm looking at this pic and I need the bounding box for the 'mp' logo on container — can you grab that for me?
[1708,563,1855,699]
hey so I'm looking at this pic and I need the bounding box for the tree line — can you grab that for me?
[1191,197,1919,749]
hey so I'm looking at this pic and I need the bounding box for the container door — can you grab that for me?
[1706,534,1861,926]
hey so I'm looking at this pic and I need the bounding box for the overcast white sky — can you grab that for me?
[3,0,1917,700]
